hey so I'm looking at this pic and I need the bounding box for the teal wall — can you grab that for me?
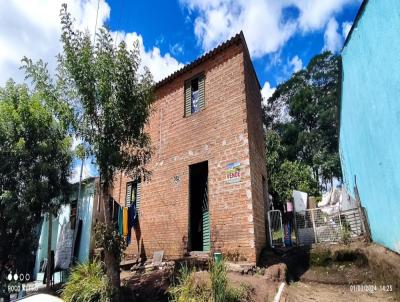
[340,0,400,253]
[33,179,95,280]
[74,181,95,263]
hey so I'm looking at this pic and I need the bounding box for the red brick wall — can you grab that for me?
[243,48,268,262]
[111,40,266,263]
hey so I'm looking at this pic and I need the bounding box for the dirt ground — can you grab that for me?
[283,281,397,302]
[277,241,400,302]
[118,241,400,302]
[120,268,280,302]
[120,269,171,302]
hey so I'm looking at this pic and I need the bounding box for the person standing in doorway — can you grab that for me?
[283,199,294,246]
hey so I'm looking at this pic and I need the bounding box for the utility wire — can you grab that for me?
[93,0,101,45]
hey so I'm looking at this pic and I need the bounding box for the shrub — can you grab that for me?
[210,261,228,302]
[61,261,112,302]
[309,247,332,266]
[169,264,210,302]
[169,261,254,302]
[340,219,351,245]
[93,222,126,263]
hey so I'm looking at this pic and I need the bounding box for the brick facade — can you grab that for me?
[111,33,268,263]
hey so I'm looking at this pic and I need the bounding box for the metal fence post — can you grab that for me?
[311,208,318,243]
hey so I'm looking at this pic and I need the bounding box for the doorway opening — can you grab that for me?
[189,161,210,252]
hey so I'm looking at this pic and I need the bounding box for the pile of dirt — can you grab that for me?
[264,241,400,301]
[227,272,279,302]
[120,269,172,302]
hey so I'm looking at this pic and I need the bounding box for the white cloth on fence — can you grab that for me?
[292,190,308,213]
[318,186,358,213]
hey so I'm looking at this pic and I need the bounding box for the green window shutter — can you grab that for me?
[198,75,205,110]
[203,211,210,251]
[125,183,132,207]
[184,81,191,117]
[136,180,141,214]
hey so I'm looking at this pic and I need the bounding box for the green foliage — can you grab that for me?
[58,3,154,188]
[169,265,211,302]
[93,222,127,263]
[309,247,332,267]
[270,160,319,203]
[264,52,342,198]
[20,4,155,292]
[0,80,72,276]
[169,262,253,302]
[340,219,351,245]
[61,261,112,302]
[210,261,228,302]
[75,143,87,161]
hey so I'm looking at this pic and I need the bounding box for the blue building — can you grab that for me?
[340,0,400,253]
[33,177,100,281]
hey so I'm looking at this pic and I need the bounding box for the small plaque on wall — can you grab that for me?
[225,161,241,183]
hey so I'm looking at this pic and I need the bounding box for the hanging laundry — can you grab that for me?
[118,206,123,236]
[123,207,128,236]
[126,203,137,244]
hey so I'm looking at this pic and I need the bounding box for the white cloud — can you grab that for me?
[0,0,183,85]
[0,0,110,85]
[289,55,303,73]
[323,17,343,53]
[261,81,276,105]
[170,43,184,56]
[294,0,355,31]
[342,21,352,39]
[180,0,358,58]
[114,32,184,82]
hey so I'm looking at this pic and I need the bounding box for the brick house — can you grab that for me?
[111,32,268,263]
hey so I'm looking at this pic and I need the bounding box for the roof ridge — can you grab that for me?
[155,31,245,88]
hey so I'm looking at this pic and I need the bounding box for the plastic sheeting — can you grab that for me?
[318,186,358,214]
[54,222,73,270]
[292,190,308,213]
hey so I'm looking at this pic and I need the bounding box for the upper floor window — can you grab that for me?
[125,180,141,209]
[185,74,205,117]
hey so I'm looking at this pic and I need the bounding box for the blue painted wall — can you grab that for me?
[74,181,95,263]
[33,179,95,280]
[340,0,400,253]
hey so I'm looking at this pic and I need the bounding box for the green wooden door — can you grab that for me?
[202,179,210,251]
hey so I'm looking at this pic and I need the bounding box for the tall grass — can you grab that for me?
[169,264,211,302]
[169,261,253,302]
[210,261,227,302]
[61,261,112,302]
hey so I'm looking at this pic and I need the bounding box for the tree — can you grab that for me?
[265,130,318,204]
[270,160,319,203]
[0,80,72,291]
[264,52,341,191]
[36,4,153,297]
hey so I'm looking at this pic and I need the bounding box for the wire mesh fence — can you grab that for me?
[267,210,284,247]
[267,205,367,247]
[294,206,366,245]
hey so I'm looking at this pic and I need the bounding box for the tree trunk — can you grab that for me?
[101,185,120,299]
[46,212,52,289]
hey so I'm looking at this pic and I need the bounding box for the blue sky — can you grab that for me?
[0,0,362,181]
[106,0,360,92]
